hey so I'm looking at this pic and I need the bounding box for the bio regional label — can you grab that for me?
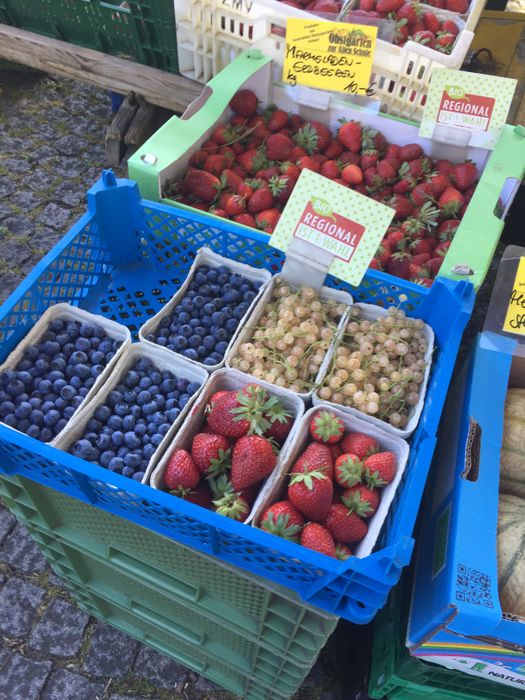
[437,87,495,132]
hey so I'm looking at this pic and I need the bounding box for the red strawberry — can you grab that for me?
[191,432,231,476]
[207,385,276,438]
[445,0,468,10]
[359,0,376,9]
[422,11,440,32]
[211,478,251,521]
[376,159,397,182]
[428,172,449,197]
[341,164,363,185]
[442,19,459,35]
[255,208,281,232]
[224,194,246,217]
[376,240,392,266]
[164,449,201,491]
[436,32,455,51]
[395,19,410,43]
[229,89,258,117]
[300,523,336,557]
[324,503,368,544]
[338,121,362,152]
[266,133,294,161]
[308,0,340,12]
[267,108,289,132]
[288,468,333,522]
[293,442,334,480]
[320,160,340,179]
[329,443,342,462]
[450,162,478,192]
[396,2,421,24]
[364,167,381,189]
[221,168,244,193]
[342,485,380,518]
[389,195,415,219]
[399,143,423,162]
[410,238,432,256]
[288,113,305,133]
[324,140,344,158]
[260,500,304,541]
[334,453,364,488]
[386,229,405,250]
[237,149,265,175]
[231,435,276,490]
[386,144,402,161]
[264,413,294,444]
[411,182,434,206]
[309,410,344,444]
[183,168,220,203]
[376,0,404,11]
[360,151,378,170]
[189,149,207,168]
[435,159,454,177]
[364,451,397,487]
[437,218,460,240]
[438,186,464,217]
[297,155,321,173]
[179,485,213,509]
[427,256,444,276]
[341,432,379,459]
[247,187,274,214]
[234,213,256,227]
[335,543,353,560]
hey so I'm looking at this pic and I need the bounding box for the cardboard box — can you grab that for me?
[407,331,525,690]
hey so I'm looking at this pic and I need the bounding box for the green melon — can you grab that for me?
[498,493,525,617]
[501,388,525,498]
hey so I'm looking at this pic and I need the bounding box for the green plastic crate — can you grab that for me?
[0,0,178,73]
[368,572,523,700]
[0,475,337,665]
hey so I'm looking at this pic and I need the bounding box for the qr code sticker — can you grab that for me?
[456,564,493,607]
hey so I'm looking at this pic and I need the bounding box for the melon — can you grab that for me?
[497,492,525,617]
[500,388,525,498]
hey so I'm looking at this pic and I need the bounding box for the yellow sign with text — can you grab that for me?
[283,18,377,97]
[503,257,525,337]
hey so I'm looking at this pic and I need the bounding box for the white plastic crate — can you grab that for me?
[173,0,477,118]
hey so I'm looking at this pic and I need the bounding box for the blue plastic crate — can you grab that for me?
[0,172,475,623]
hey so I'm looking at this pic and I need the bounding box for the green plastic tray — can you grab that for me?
[0,0,178,73]
[0,475,337,667]
[369,571,523,700]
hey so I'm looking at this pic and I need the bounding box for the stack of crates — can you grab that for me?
[368,571,524,700]
[0,473,338,699]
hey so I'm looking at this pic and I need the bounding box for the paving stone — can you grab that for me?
[0,201,13,220]
[194,675,221,692]
[0,507,16,544]
[46,567,65,588]
[2,157,31,174]
[25,169,60,192]
[38,202,71,230]
[8,190,46,212]
[109,695,151,700]
[40,668,105,700]
[0,180,15,199]
[31,144,57,161]
[28,597,89,657]
[29,228,64,253]
[54,134,84,156]
[52,181,84,207]
[1,215,35,237]
[45,107,70,122]
[54,157,86,178]
[0,577,46,637]
[133,645,188,689]
[1,136,27,153]
[0,522,47,573]
[0,652,51,700]
[83,620,139,677]
[0,644,11,669]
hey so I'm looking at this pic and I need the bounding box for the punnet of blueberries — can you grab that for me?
[145,263,262,366]
[0,317,124,442]
[69,356,203,482]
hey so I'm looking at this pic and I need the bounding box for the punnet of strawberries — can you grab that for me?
[161,383,295,522]
[167,88,480,284]
[351,0,462,52]
[259,410,397,559]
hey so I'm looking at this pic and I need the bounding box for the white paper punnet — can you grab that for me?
[149,367,305,522]
[254,403,410,559]
[54,342,208,484]
[139,247,271,373]
[0,303,131,445]
[313,302,434,439]
[225,275,353,402]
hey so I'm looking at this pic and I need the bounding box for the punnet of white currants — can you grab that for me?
[318,304,429,429]
[230,280,347,393]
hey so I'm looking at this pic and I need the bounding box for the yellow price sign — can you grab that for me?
[283,18,377,97]
[503,257,525,336]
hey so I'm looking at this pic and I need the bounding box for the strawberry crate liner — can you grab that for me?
[0,303,131,446]
[225,275,353,402]
[139,246,272,373]
[54,342,208,485]
[254,403,410,559]
[313,302,435,438]
[149,367,305,522]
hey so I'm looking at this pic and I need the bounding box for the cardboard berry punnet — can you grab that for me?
[128,51,525,292]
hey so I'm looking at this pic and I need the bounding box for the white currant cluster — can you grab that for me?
[318,305,429,428]
[231,280,346,392]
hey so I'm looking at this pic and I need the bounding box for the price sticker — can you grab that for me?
[271,170,394,287]
[420,69,517,149]
[283,18,377,97]
[503,257,525,336]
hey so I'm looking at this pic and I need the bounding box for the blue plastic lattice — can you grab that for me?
[0,174,475,622]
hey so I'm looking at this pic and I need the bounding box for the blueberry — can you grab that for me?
[217,273,229,285]
[112,339,123,351]
[35,358,50,373]
[71,351,87,365]
[41,401,55,413]
[52,378,67,394]
[124,371,139,388]
[188,335,201,348]
[73,439,95,460]
[180,324,193,338]
[16,370,32,386]
[167,407,180,422]
[151,433,163,447]
[71,396,83,409]
[182,349,198,361]
[178,311,191,324]
[24,346,39,360]
[164,397,178,410]
[143,401,158,415]
[202,336,216,351]
[121,432,139,450]
[29,397,41,409]
[134,422,147,436]
[173,337,188,351]
[55,418,67,433]
[27,425,41,440]
[158,423,171,436]
[0,400,15,415]
[195,271,207,285]
[64,366,75,380]
[135,357,152,372]
[111,431,124,447]
[181,299,193,313]
[189,318,201,329]
[40,427,53,442]
[244,290,256,303]
[117,446,130,458]
[56,333,69,346]
[108,415,123,430]
[225,319,238,333]
[3,413,16,427]
[90,350,105,364]
[76,365,91,379]
[96,433,111,450]
[44,410,60,426]
[94,405,111,422]
[215,341,228,355]
[90,365,104,379]
[130,405,141,418]
[176,378,188,392]
[196,346,207,359]
[87,417,102,432]
[143,444,156,460]
[107,456,123,472]
[84,432,98,443]
[124,452,142,468]
[201,316,212,328]
[63,343,75,356]
[203,357,217,367]
[99,450,115,467]
[115,402,129,417]
[137,390,151,406]
[43,340,60,355]
[60,385,76,401]
[17,359,32,371]
[202,302,215,315]
[187,381,201,395]
[138,376,152,390]
[7,379,24,395]
[160,378,177,393]
[78,387,88,398]
[99,339,113,354]
[156,336,167,347]
[79,322,94,338]
[121,466,134,478]
[49,319,64,333]
[64,406,75,420]
[55,397,67,411]
[94,325,107,340]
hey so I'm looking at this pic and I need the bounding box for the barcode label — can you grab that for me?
[456,564,493,607]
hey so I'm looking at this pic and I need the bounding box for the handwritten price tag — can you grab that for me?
[503,257,525,336]
[283,18,377,97]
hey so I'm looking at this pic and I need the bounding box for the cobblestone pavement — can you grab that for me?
[0,71,351,700]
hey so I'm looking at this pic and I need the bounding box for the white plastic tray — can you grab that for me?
[139,247,271,373]
[225,275,353,402]
[254,403,410,558]
[54,342,208,484]
[0,303,131,445]
[149,367,305,522]
[313,303,434,438]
